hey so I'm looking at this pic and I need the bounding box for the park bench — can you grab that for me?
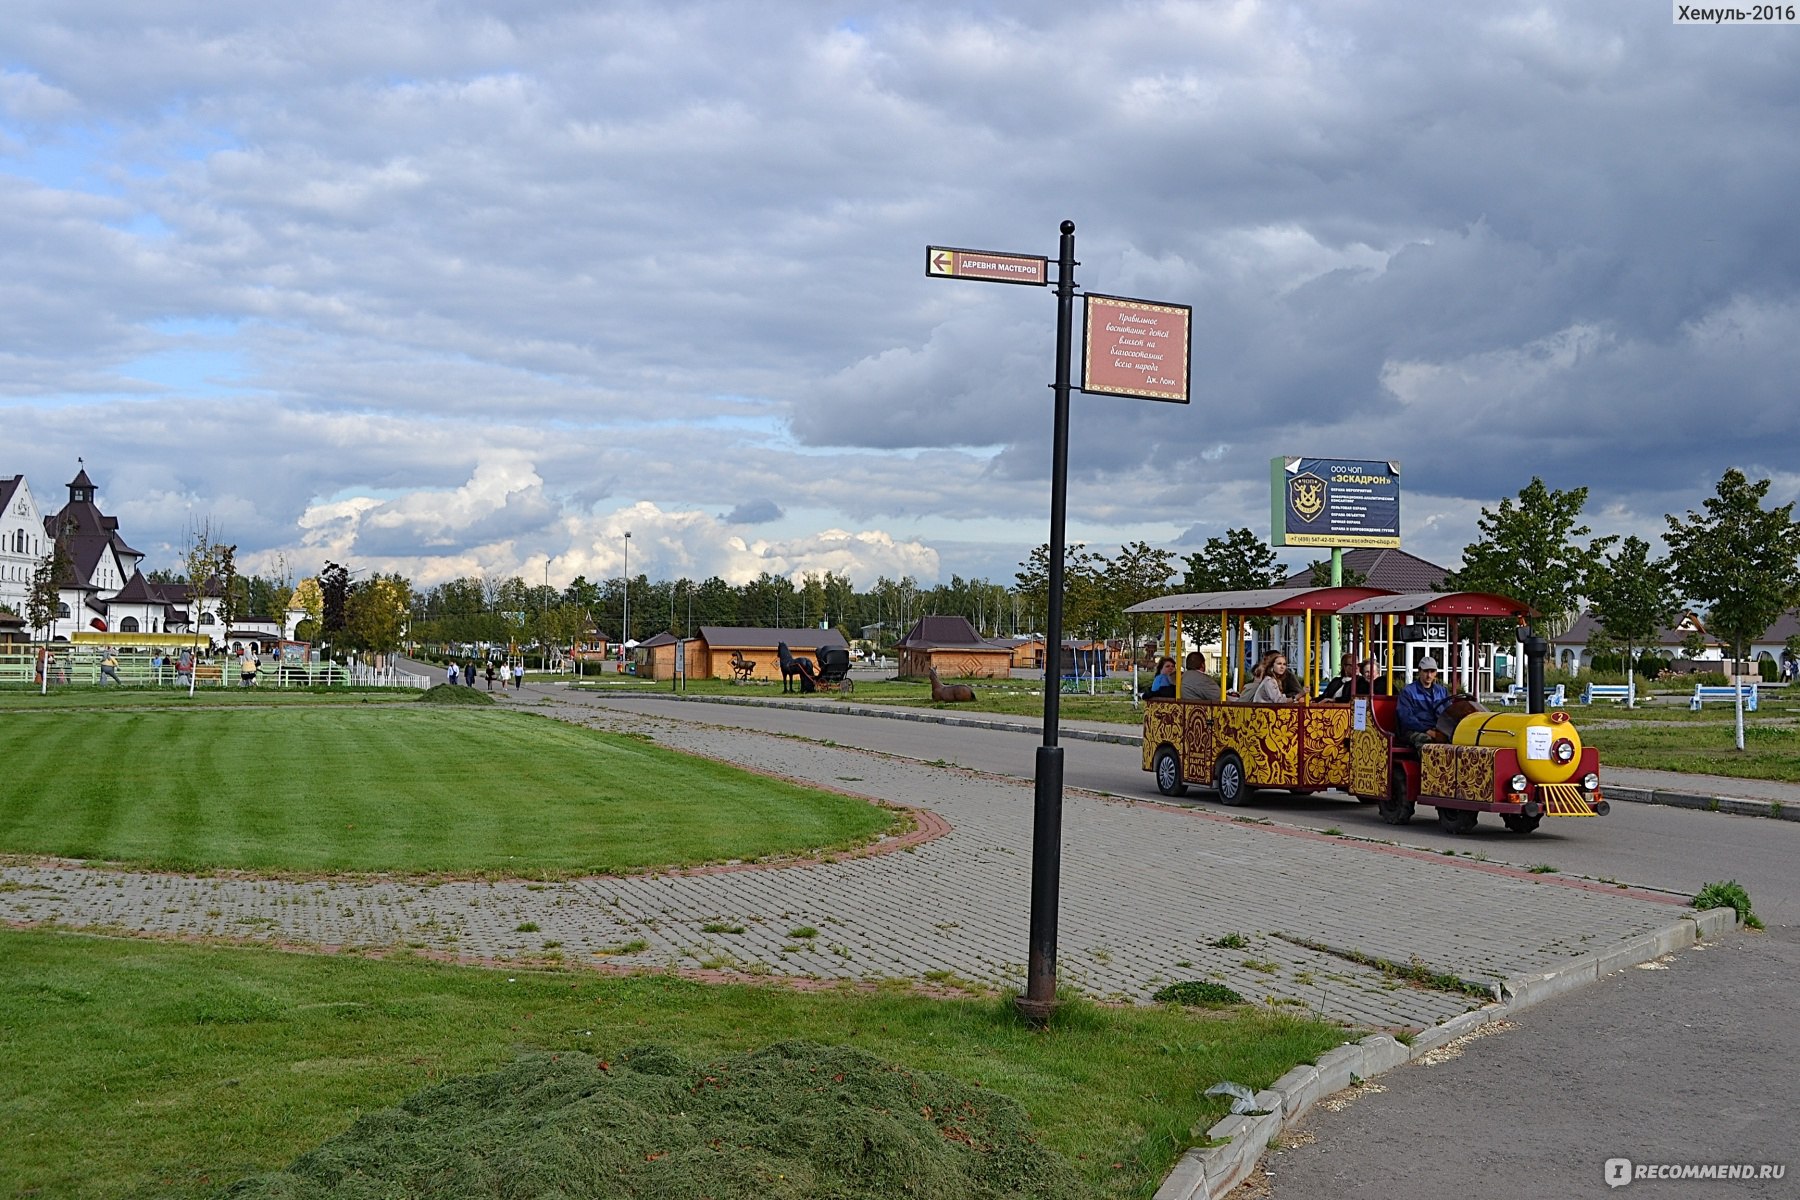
[1499,683,1564,707]
[1691,683,1758,711]
[1580,682,1634,704]
[193,663,224,685]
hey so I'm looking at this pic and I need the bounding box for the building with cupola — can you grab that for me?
[5,465,226,642]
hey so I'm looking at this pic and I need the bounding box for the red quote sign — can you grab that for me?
[1081,294,1191,403]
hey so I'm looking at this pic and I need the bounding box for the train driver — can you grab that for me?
[1396,656,1451,748]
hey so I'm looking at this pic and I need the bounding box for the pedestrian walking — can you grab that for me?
[446,661,460,687]
[100,650,123,686]
[512,661,524,689]
[485,661,496,690]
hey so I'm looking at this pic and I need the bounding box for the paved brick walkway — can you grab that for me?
[1,692,1693,1032]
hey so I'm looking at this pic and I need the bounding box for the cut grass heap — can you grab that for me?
[416,684,496,705]
[224,1041,1087,1199]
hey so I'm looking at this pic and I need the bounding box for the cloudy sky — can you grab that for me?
[4,2,1796,592]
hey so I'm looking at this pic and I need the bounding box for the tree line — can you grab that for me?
[15,469,1796,675]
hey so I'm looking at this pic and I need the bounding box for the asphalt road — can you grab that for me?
[563,691,1800,925]
[558,690,1800,1200]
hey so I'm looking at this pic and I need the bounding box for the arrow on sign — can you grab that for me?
[930,249,955,275]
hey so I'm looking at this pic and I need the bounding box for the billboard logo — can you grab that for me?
[1289,473,1327,522]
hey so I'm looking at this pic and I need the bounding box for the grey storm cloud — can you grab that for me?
[719,498,784,525]
[1,1,1796,590]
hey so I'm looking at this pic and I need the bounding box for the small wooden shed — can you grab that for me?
[894,616,1013,679]
[1000,635,1045,670]
[691,627,850,683]
[632,631,682,680]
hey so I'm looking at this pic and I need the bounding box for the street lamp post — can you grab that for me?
[622,531,631,664]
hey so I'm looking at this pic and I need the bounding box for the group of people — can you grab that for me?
[1144,649,1452,745]
[445,659,525,690]
[1147,649,1389,704]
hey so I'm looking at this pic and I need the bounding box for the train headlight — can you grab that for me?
[1553,738,1576,765]
[1509,773,1529,793]
[1582,773,1600,791]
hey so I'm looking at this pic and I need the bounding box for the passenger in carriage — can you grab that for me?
[1147,656,1178,697]
[1316,653,1358,702]
[1179,651,1222,702]
[1241,651,1299,703]
[1354,658,1390,696]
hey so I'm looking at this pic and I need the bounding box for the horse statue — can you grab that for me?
[776,642,816,694]
[928,666,976,703]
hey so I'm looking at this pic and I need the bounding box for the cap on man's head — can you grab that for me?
[1418,656,1439,671]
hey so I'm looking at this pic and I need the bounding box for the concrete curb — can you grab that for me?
[1600,784,1797,822]
[1150,909,1741,1200]
[571,688,1796,815]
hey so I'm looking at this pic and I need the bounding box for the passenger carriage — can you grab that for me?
[1125,588,1610,835]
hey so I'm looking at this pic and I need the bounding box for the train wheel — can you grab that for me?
[1378,765,1414,824]
[1153,746,1187,797]
[1437,806,1479,835]
[1502,814,1542,835]
[1215,752,1254,807]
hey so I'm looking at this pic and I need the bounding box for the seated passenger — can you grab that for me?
[1241,651,1299,703]
[1396,656,1452,748]
[1147,656,1178,698]
[1354,658,1390,696]
[1316,653,1358,702]
[1179,651,1222,701]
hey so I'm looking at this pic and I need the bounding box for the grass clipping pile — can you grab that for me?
[417,684,496,705]
[224,1040,1088,1199]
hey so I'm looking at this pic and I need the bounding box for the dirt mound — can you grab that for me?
[222,1041,1088,1199]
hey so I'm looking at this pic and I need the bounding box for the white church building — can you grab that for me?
[0,466,230,642]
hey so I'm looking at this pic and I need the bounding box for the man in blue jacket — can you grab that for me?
[1396,656,1451,748]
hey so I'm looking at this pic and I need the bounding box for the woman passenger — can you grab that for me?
[1241,651,1300,703]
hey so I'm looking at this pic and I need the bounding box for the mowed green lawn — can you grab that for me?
[0,929,1347,1200]
[0,707,898,875]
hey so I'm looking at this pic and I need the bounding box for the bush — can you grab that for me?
[1692,880,1764,930]
[1759,659,1779,682]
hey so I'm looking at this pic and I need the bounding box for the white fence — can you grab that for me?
[0,649,427,689]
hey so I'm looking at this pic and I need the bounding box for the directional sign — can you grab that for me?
[1080,294,1191,403]
[926,245,1049,286]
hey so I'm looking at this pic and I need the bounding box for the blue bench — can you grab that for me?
[1500,683,1564,707]
[1691,684,1757,711]
[1580,682,1634,704]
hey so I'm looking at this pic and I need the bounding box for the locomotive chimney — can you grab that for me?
[1524,633,1549,714]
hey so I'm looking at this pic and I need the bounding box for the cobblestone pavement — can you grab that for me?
[1,693,1694,1032]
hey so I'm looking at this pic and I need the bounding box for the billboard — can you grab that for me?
[1080,294,1191,403]
[1271,456,1401,548]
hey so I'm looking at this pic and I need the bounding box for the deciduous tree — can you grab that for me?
[1442,478,1615,648]
[1665,468,1800,673]
[1587,536,1678,705]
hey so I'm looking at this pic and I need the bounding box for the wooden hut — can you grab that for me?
[690,627,849,683]
[1001,635,1045,670]
[633,631,682,680]
[893,616,1013,679]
